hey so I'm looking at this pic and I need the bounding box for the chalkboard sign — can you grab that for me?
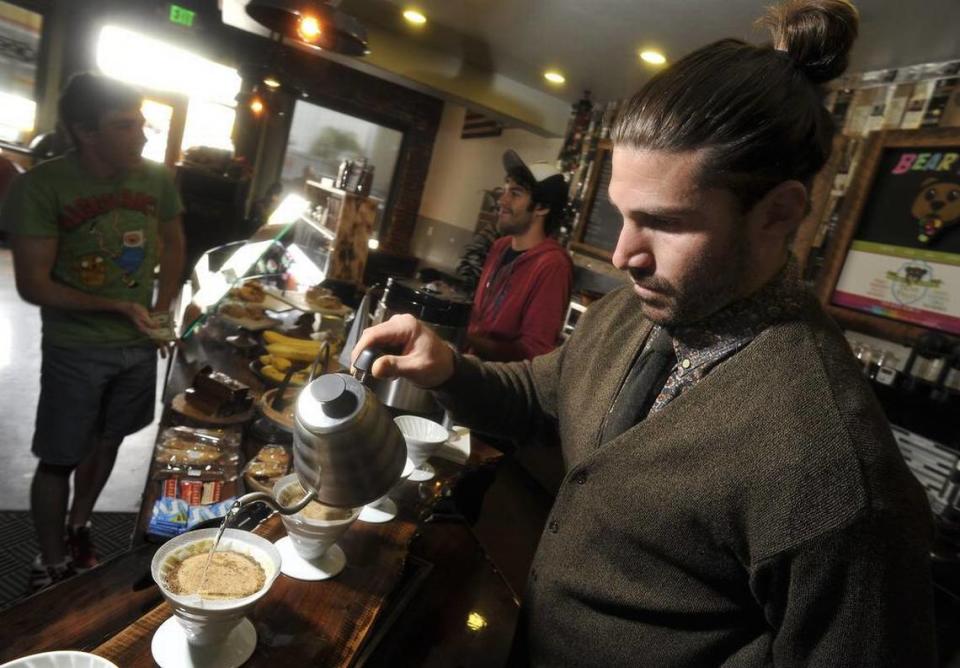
[572,141,621,259]
[818,127,960,342]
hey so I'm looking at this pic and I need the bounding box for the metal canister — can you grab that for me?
[368,278,472,416]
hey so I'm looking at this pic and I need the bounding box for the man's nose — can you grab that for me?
[611,224,653,271]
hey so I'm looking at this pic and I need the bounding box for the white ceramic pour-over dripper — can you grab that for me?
[358,457,416,523]
[394,415,448,482]
[273,474,361,580]
[150,528,281,668]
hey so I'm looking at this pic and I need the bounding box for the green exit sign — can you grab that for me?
[169,4,196,27]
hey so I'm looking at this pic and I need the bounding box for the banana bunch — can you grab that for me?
[259,331,340,384]
[258,356,309,385]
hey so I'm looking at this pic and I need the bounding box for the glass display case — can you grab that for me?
[177,182,378,340]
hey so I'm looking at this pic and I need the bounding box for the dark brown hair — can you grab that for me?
[612,0,859,211]
[58,72,142,145]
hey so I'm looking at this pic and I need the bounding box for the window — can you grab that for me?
[96,25,240,162]
[0,1,41,144]
[282,99,403,207]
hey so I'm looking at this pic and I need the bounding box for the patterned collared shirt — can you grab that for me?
[648,257,807,415]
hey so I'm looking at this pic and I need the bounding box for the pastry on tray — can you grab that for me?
[184,366,252,416]
[305,285,343,311]
[219,301,267,320]
[230,281,266,303]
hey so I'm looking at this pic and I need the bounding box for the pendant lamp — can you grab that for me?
[245,0,369,56]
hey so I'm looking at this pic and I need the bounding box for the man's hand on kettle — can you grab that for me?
[352,314,455,388]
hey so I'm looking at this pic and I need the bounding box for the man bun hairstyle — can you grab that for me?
[612,0,860,212]
[760,0,859,85]
[58,72,142,145]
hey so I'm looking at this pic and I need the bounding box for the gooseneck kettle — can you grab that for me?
[236,348,407,513]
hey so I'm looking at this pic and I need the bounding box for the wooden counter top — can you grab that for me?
[0,315,518,665]
[0,443,516,666]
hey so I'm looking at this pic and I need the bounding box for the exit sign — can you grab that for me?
[169,4,196,27]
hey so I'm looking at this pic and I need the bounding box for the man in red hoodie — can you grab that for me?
[466,150,573,361]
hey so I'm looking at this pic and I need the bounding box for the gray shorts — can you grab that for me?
[33,343,158,466]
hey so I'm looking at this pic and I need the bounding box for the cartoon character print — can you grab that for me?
[912,178,960,244]
[75,254,107,288]
[903,266,928,284]
[115,229,146,288]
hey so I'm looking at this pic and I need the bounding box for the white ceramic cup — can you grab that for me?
[151,528,281,647]
[273,474,361,561]
[393,415,448,467]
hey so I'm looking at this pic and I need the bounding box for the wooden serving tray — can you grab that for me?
[170,392,255,426]
[263,286,353,317]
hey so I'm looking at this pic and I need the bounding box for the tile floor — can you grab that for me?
[0,248,161,511]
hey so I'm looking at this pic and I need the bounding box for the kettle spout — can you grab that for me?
[235,488,317,515]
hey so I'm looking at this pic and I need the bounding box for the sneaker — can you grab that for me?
[66,523,100,571]
[28,555,76,593]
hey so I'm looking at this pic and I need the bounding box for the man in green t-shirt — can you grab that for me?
[4,73,184,591]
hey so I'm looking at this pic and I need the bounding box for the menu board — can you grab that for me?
[832,145,960,335]
[580,150,621,254]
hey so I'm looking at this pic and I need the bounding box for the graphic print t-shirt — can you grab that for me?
[4,152,182,346]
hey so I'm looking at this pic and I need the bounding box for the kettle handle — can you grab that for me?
[352,346,385,383]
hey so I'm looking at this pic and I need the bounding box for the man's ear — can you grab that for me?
[753,180,808,239]
[69,121,97,150]
[533,203,551,219]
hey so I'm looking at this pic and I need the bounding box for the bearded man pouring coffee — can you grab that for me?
[354,0,936,664]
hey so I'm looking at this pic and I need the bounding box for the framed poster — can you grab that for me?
[817,128,960,343]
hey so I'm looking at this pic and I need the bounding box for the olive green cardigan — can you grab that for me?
[437,285,936,667]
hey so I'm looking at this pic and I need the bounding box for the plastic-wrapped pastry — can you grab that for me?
[244,445,291,482]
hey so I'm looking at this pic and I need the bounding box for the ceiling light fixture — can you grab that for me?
[639,50,667,65]
[245,0,369,56]
[297,14,323,42]
[263,76,282,89]
[402,9,427,25]
[544,70,565,84]
[250,96,265,115]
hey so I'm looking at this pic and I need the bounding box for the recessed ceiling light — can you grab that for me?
[263,77,281,89]
[639,50,667,65]
[544,70,565,84]
[403,9,427,25]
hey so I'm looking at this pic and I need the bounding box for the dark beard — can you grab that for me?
[497,213,532,236]
[632,229,752,328]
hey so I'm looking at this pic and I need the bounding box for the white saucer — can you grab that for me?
[407,462,435,482]
[151,616,256,668]
[358,497,397,523]
[276,535,346,580]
